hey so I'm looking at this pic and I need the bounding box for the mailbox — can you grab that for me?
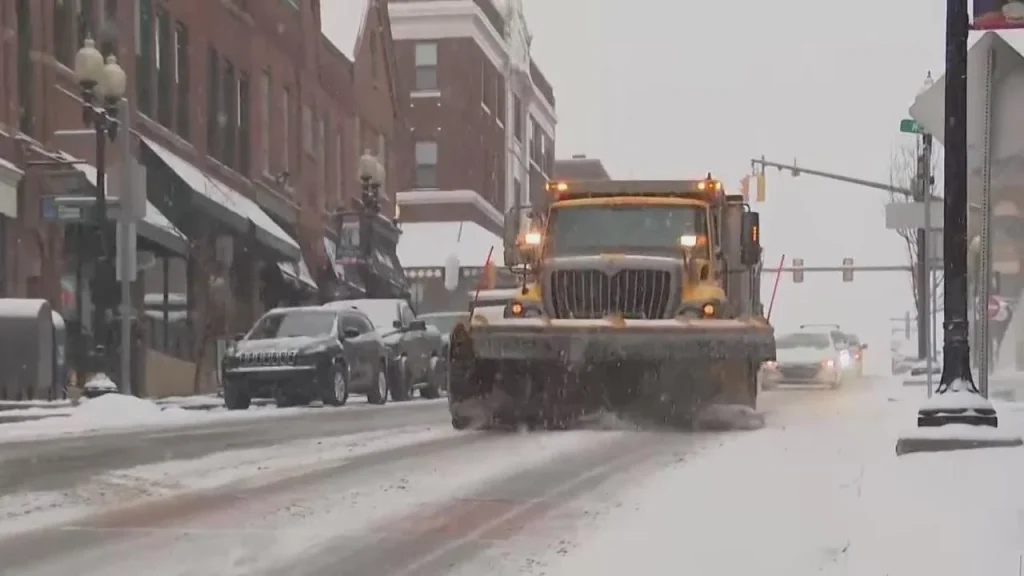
[0,299,54,400]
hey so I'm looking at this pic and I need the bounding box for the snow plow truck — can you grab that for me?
[448,175,776,429]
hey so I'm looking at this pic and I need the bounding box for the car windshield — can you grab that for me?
[777,332,831,349]
[546,204,708,255]
[247,310,335,340]
[339,300,400,330]
[420,312,469,334]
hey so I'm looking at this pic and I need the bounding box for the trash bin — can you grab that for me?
[0,299,54,401]
[51,310,68,400]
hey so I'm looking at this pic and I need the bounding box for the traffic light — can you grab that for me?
[756,173,766,202]
[842,257,853,282]
[792,258,804,283]
[740,175,751,201]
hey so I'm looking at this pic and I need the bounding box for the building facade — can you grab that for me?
[388,0,556,235]
[0,0,404,396]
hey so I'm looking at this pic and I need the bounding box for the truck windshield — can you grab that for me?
[546,204,708,254]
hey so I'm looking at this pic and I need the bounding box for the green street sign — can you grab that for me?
[900,118,927,135]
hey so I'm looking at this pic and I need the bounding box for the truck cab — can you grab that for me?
[500,175,763,322]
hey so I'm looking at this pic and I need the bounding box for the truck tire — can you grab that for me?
[223,381,251,410]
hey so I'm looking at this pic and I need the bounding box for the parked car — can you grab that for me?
[419,311,469,360]
[762,328,847,389]
[323,299,446,400]
[221,306,390,410]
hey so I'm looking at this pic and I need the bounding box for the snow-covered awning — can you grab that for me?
[278,259,318,291]
[139,136,301,261]
[398,221,504,269]
[74,161,189,256]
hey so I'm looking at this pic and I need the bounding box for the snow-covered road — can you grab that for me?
[1,376,1017,575]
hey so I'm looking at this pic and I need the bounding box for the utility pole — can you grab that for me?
[915,133,931,364]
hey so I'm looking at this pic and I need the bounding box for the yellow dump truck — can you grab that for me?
[448,175,776,429]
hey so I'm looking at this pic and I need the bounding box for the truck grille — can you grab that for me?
[549,269,673,319]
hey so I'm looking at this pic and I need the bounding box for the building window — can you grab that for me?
[206,48,220,158]
[284,0,298,8]
[238,72,250,176]
[513,95,523,142]
[54,0,76,67]
[260,70,271,173]
[335,128,343,201]
[317,117,325,179]
[323,123,332,203]
[155,7,172,128]
[414,141,438,189]
[16,0,33,136]
[135,0,154,116]
[370,32,379,81]
[514,177,522,207]
[414,42,437,91]
[174,22,190,140]
[222,60,237,168]
[282,87,291,172]
[303,105,313,155]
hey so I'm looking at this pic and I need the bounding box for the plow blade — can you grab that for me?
[448,318,776,430]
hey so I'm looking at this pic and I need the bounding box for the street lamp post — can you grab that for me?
[357,152,384,298]
[921,0,996,426]
[74,38,127,374]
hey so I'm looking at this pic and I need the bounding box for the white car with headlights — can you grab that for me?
[762,330,846,389]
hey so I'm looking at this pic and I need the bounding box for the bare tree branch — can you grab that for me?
[888,141,943,314]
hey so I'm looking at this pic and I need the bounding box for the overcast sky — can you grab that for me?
[525,0,955,363]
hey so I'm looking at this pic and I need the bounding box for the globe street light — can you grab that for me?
[74,39,127,375]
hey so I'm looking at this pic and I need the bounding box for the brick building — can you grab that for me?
[0,0,404,396]
[387,0,556,313]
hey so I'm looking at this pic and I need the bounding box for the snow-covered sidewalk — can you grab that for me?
[0,392,448,444]
[540,378,1024,576]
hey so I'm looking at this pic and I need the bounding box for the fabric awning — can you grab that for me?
[75,161,189,256]
[140,136,301,261]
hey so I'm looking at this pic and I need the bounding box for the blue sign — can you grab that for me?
[974,0,1024,29]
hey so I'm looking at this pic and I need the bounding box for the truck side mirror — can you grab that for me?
[503,209,523,267]
[740,211,760,266]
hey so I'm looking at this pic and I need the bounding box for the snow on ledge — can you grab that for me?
[897,422,1024,442]
[918,380,995,411]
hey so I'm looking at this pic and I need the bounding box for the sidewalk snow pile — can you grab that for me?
[0,393,204,442]
[541,379,1024,576]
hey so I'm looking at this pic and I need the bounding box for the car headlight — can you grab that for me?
[505,302,543,318]
[821,359,834,369]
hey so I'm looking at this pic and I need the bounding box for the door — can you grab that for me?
[399,301,428,380]
[339,313,373,389]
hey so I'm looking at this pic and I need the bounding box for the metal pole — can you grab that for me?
[917,135,931,364]
[937,0,976,393]
[92,123,108,363]
[978,47,996,397]
[118,98,132,395]
[922,132,933,396]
